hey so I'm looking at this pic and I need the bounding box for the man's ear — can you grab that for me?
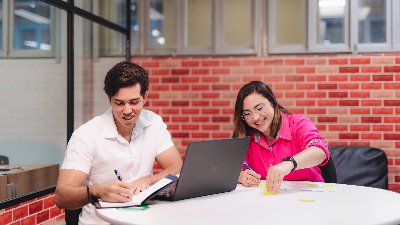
[143,92,148,105]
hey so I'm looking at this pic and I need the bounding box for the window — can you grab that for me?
[268,0,396,54]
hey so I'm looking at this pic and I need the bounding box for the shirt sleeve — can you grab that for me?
[155,115,175,156]
[61,127,94,175]
[291,115,330,166]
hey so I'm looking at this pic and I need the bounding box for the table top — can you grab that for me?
[96,182,400,225]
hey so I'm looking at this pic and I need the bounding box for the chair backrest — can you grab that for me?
[328,145,388,190]
[319,155,337,183]
[0,155,9,165]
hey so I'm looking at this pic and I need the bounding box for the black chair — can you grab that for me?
[328,145,388,190]
[0,155,9,164]
[319,155,337,183]
[65,208,82,225]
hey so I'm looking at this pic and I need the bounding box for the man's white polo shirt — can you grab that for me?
[61,107,174,224]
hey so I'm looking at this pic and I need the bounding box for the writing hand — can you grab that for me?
[91,181,133,203]
[238,169,261,187]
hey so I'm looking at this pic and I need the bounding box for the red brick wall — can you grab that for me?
[132,54,400,191]
[0,193,64,225]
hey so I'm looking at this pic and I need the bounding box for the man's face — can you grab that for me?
[109,84,147,133]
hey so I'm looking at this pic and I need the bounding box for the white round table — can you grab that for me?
[96,183,400,225]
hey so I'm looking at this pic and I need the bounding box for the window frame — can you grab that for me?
[1,0,8,57]
[393,0,400,50]
[8,0,56,58]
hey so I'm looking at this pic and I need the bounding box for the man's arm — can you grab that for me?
[55,169,133,210]
[129,146,183,194]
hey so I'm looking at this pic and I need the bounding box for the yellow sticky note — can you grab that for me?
[263,185,278,195]
[324,184,336,187]
[299,198,315,202]
[307,183,319,186]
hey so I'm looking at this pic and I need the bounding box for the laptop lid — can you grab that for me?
[171,137,250,201]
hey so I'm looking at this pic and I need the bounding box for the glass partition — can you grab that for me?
[317,0,346,44]
[358,0,386,43]
[224,0,251,46]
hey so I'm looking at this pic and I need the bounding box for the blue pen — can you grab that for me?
[243,161,252,171]
[114,170,123,181]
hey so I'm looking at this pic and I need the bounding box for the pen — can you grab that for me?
[243,161,252,171]
[114,170,122,181]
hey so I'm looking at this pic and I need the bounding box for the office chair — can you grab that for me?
[65,208,82,225]
[319,155,337,183]
[328,145,388,190]
[0,155,9,164]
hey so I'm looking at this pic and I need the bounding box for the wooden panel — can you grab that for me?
[0,175,7,201]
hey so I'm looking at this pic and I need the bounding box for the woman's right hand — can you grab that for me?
[238,170,261,187]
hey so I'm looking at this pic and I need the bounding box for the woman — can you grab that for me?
[233,81,330,193]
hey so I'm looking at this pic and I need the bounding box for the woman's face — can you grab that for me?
[242,93,275,137]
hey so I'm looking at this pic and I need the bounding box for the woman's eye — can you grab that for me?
[243,112,251,116]
[257,106,264,111]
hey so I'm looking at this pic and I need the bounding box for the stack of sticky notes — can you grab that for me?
[263,185,278,195]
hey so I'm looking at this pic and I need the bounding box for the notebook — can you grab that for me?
[153,137,251,201]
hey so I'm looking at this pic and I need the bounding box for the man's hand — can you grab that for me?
[129,176,153,195]
[91,181,133,202]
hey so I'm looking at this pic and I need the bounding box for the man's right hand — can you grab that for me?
[238,169,261,187]
[91,181,133,202]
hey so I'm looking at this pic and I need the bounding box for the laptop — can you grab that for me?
[152,137,250,201]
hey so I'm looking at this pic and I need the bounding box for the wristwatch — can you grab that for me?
[282,156,297,172]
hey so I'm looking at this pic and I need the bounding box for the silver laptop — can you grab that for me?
[152,137,250,201]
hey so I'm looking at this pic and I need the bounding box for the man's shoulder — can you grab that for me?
[73,113,105,135]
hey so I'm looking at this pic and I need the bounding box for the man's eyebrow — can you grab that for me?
[113,98,141,102]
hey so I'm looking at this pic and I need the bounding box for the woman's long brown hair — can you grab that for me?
[232,81,292,138]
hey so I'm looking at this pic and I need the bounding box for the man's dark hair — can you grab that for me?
[104,61,149,98]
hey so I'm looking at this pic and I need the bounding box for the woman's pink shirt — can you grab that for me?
[242,112,330,182]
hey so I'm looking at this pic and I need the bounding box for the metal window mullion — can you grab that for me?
[253,0,261,56]
[308,0,316,51]
[175,0,186,55]
[213,0,223,54]
[393,0,400,50]
[304,0,308,50]
[1,0,9,57]
[138,0,145,55]
[350,0,358,54]
[262,0,267,56]
[143,0,150,52]
[126,0,131,60]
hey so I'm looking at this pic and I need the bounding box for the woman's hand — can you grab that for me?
[265,161,293,193]
[129,176,153,195]
[238,169,261,187]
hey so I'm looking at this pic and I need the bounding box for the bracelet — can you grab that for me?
[87,186,91,203]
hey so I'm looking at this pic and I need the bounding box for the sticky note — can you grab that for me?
[307,183,319,186]
[324,184,336,187]
[299,198,315,202]
[263,186,278,195]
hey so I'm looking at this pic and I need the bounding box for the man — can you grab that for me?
[55,61,183,224]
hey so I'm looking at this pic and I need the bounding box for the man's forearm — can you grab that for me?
[55,185,91,210]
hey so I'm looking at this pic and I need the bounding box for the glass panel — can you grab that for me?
[13,0,51,51]
[276,0,304,45]
[131,0,138,49]
[317,0,346,44]
[358,0,386,43]
[0,0,2,51]
[0,9,67,201]
[75,0,126,28]
[149,0,173,48]
[187,0,211,47]
[224,0,250,46]
[74,15,125,128]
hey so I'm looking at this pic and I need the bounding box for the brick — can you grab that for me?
[361,83,382,89]
[148,93,159,99]
[151,69,170,76]
[338,116,359,123]
[350,125,370,131]
[172,101,189,107]
[222,76,241,83]
[172,85,189,91]
[318,100,337,106]
[171,133,189,138]
[212,68,230,75]
[384,134,400,140]
[307,75,326,82]
[0,211,12,224]
[307,108,326,114]
[202,60,220,67]
[296,67,315,73]
[191,85,209,92]
[350,92,370,98]
[142,61,159,67]
[384,66,400,72]
[243,76,262,82]
[371,91,393,98]
[162,109,179,114]
[202,108,220,114]
[264,59,283,65]
[286,92,305,98]
[181,92,199,99]
[328,108,348,114]
[361,100,381,106]
[329,92,348,98]
[243,60,262,66]
[172,69,189,75]
[396,75,400,81]
[162,117,169,123]
[37,210,50,224]
[212,133,231,139]
[307,92,326,98]
[212,101,230,107]
[212,117,230,122]
[192,117,209,122]
[253,68,273,74]
[182,77,199,83]
[329,58,348,65]
[285,59,305,65]
[361,66,382,73]
[152,101,169,107]
[222,109,235,114]
[350,75,370,81]
[384,83,400,89]
[202,124,220,130]
[318,84,337,90]
[372,58,394,64]
[329,125,348,131]
[339,83,359,89]
[21,215,35,225]
[285,76,305,82]
[339,100,359,106]
[182,61,199,67]
[350,108,370,114]
[13,206,28,221]
[149,77,160,83]
[350,58,371,65]
[212,85,230,91]
[182,125,199,130]
[361,133,382,140]
[182,109,199,114]
[339,67,359,73]
[296,84,315,90]
[397,125,400,131]
[232,68,251,74]
[202,76,220,82]
[202,93,220,98]
[339,133,359,139]
[385,117,400,123]
[329,75,348,81]
[192,69,210,75]
[361,117,382,123]
[329,141,348,145]
[306,58,326,65]
[152,57,171,60]
[222,60,241,66]
[161,77,179,83]
[384,100,400,106]
[289,108,305,114]
[350,142,371,146]
[373,108,393,115]
[275,67,294,74]
[396,108,400,115]
[50,207,62,218]
[318,117,337,123]
[315,124,326,131]
[192,133,210,138]
[275,84,294,90]
[372,125,393,131]
[296,100,315,106]
[373,75,393,81]
[317,67,338,73]
[192,101,209,106]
